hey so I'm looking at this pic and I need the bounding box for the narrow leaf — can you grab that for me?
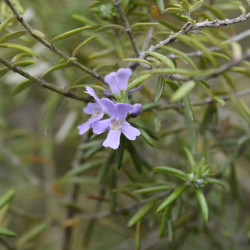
[156,0,165,13]
[0,228,17,238]
[184,95,194,122]
[50,26,92,44]
[139,128,154,147]
[128,199,156,227]
[159,205,172,238]
[0,189,15,210]
[155,75,165,102]
[195,189,209,222]
[17,222,48,246]
[183,147,196,171]
[116,134,125,169]
[154,166,187,179]
[126,74,152,91]
[41,63,69,77]
[11,80,32,96]
[142,103,161,111]
[171,81,195,102]
[0,43,39,57]
[190,0,204,12]
[134,185,171,194]
[0,68,9,77]
[165,8,184,14]
[146,51,175,68]
[0,30,28,43]
[123,58,152,66]
[72,35,97,56]
[157,185,187,213]
[0,16,16,32]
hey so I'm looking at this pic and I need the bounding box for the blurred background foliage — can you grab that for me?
[0,0,250,249]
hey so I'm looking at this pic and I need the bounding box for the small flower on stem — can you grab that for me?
[104,68,132,95]
[92,98,140,149]
[77,87,105,135]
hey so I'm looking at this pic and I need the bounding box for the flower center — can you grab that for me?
[111,118,123,131]
[92,109,101,118]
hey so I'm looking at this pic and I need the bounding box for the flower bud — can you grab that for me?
[129,104,143,118]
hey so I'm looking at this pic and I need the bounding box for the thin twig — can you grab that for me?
[158,88,250,111]
[168,29,250,59]
[142,19,155,52]
[4,0,104,82]
[0,57,90,103]
[169,49,250,81]
[113,0,140,57]
[130,12,250,69]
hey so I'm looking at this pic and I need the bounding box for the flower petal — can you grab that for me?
[77,120,92,135]
[104,72,119,95]
[92,118,111,134]
[104,68,132,95]
[116,103,133,119]
[103,129,121,149]
[129,103,143,118]
[121,121,140,140]
[116,68,132,91]
[84,103,98,114]
[85,86,99,101]
[100,98,117,117]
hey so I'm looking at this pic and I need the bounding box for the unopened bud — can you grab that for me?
[130,104,143,118]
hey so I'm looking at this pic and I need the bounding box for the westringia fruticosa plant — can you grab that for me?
[0,0,250,249]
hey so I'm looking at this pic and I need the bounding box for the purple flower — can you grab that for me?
[92,98,140,149]
[130,104,143,118]
[77,87,105,135]
[104,68,132,95]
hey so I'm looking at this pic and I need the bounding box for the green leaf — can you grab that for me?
[116,134,125,169]
[0,30,28,43]
[11,80,32,96]
[0,43,39,57]
[183,147,196,171]
[156,0,165,13]
[157,185,187,212]
[184,95,194,122]
[123,58,152,66]
[0,228,17,238]
[142,103,161,111]
[13,59,37,67]
[31,30,46,38]
[97,151,116,183]
[131,22,159,29]
[0,16,16,32]
[0,68,9,77]
[139,128,154,147]
[213,96,225,106]
[181,0,190,12]
[194,189,209,222]
[171,81,195,102]
[50,26,92,44]
[72,35,97,56]
[128,199,157,227]
[126,142,142,173]
[163,46,197,70]
[17,222,48,247]
[126,73,152,91]
[154,166,187,179]
[146,51,175,68]
[134,185,171,194]
[43,96,63,135]
[95,24,122,32]
[41,63,69,77]
[205,178,227,189]
[190,0,204,12]
[66,159,103,177]
[165,8,184,14]
[155,75,165,102]
[0,189,15,210]
[159,205,173,238]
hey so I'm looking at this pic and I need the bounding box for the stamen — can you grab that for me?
[111,118,123,131]
[92,109,101,118]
